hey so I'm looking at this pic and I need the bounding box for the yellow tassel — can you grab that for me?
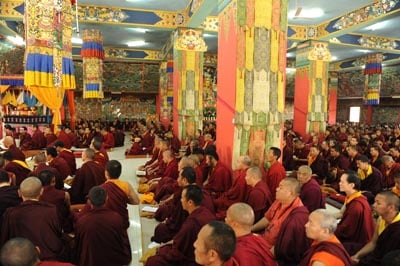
[270,29,278,73]
[277,71,284,113]
[246,27,254,70]
[255,0,271,29]
[186,51,196,71]
[236,69,245,113]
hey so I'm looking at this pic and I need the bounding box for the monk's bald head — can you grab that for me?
[19,177,42,200]
[282,177,301,195]
[227,203,255,227]
[3,136,14,148]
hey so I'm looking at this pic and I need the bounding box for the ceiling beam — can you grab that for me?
[330,33,400,54]
[185,0,217,28]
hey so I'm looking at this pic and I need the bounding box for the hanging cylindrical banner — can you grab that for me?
[81,29,104,99]
[24,0,76,126]
[363,54,382,105]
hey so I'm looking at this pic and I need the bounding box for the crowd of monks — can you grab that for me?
[1,120,400,265]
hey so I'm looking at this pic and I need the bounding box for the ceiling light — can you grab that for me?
[72,37,83,44]
[331,56,338,61]
[366,21,388,31]
[127,40,146,47]
[6,35,25,46]
[131,28,148,33]
[289,8,324,18]
[203,33,216,38]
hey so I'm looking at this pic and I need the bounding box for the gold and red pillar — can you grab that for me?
[328,72,338,125]
[293,41,331,139]
[217,0,288,168]
[363,53,382,124]
[172,28,206,140]
[158,60,174,130]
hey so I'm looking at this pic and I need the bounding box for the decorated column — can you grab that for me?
[328,71,338,125]
[81,29,105,99]
[293,41,331,139]
[158,60,174,130]
[24,0,76,127]
[217,0,288,168]
[172,28,206,140]
[363,53,382,124]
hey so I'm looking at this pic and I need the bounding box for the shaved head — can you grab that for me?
[227,203,255,227]
[20,177,42,199]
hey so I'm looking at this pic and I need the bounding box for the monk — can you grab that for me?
[79,127,93,148]
[0,237,74,266]
[203,149,232,198]
[2,151,30,187]
[110,126,125,147]
[38,170,73,233]
[65,127,79,148]
[264,147,286,200]
[101,128,115,149]
[101,160,139,229]
[300,209,352,266]
[74,186,131,266]
[31,124,46,149]
[213,155,251,220]
[356,155,383,196]
[46,147,71,188]
[352,191,400,265]
[54,141,77,175]
[1,177,66,261]
[90,137,109,169]
[297,165,325,212]
[381,155,400,189]
[225,203,274,265]
[3,136,25,161]
[335,171,375,255]
[44,127,57,147]
[244,166,273,222]
[251,177,309,260]
[146,185,215,266]
[307,145,329,182]
[29,152,61,186]
[69,148,106,204]
[18,126,33,150]
[0,169,21,229]
[202,133,214,150]
[55,126,72,149]
[392,174,400,196]
[194,221,238,266]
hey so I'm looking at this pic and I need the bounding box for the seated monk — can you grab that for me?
[356,155,383,197]
[0,170,21,228]
[225,203,274,265]
[203,148,232,198]
[2,151,30,187]
[264,147,286,201]
[38,170,73,233]
[335,171,375,255]
[44,127,57,147]
[31,124,46,149]
[74,186,131,266]
[392,174,400,197]
[142,138,170,182]
[381,155,400,189]
[137,135,161,171]
[296,165,325,213]
[352,191,400,265]
[46,147,71,189]
[18,126,33,150]
[194,221,238,266]
[29,152,61,185]
[55,141,77,175]
[299,209,352,266]
[251,178,310,264]
[90,137,109,169]
[0,177,67,261]
[101,128,115,149]
[68,148,106,204]
[79,127,93,148]
[3,136,25,162]
[146,185,215,266]
[126,136,145,155]
[213,155,251,220]
[245,166,273,223]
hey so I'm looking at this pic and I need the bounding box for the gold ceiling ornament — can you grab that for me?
[174,28,207,52]
[308,42,331,61]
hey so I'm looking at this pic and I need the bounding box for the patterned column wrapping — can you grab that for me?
[296,41,331,135]
[328,72,338,125]
[173,28,206,140]
[363,54,382,105]
[81,29,104,99]
[220,0,288,168]
[159,60,173,129]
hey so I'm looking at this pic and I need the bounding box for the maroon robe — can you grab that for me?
[3,161,31,186]
[79,133,93,148]
[144,148,160,167]
[94,151,108,169]
[57,131,72,149]
[382,162,400,189]
[264,161,286,200]
[49,157,71,181]
[113,130,125,147]
[233,233,275,266]
[45,133,57,147]
[102,132,115,149]
[8,144,26,161]
[67,132,79,148]
[74,206,131,266]
[170,136,181,154]
[58,149,77,175]
[153,159,179,202]
[194,165,205,187]
[141,130,154,152]
[32,129,46,149]
[361,166,383,196]
[146,206,215,266]
[246,181,273,222]
[1,200,66,261]
[275,206,311,266]
[299,239,352,266]
[359,221,400,266]
[213,169,248,220]
[40,185,72,233]
[127,142,144,155]
[29,163,61,185]
[300,178,325,213]
[203,161,232,198]
[19,133,33,150]
[0,186,21,229]
[69,161,106,204]
[309,154,329,181]
[101,181,130,229]
[335,195,375,255]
